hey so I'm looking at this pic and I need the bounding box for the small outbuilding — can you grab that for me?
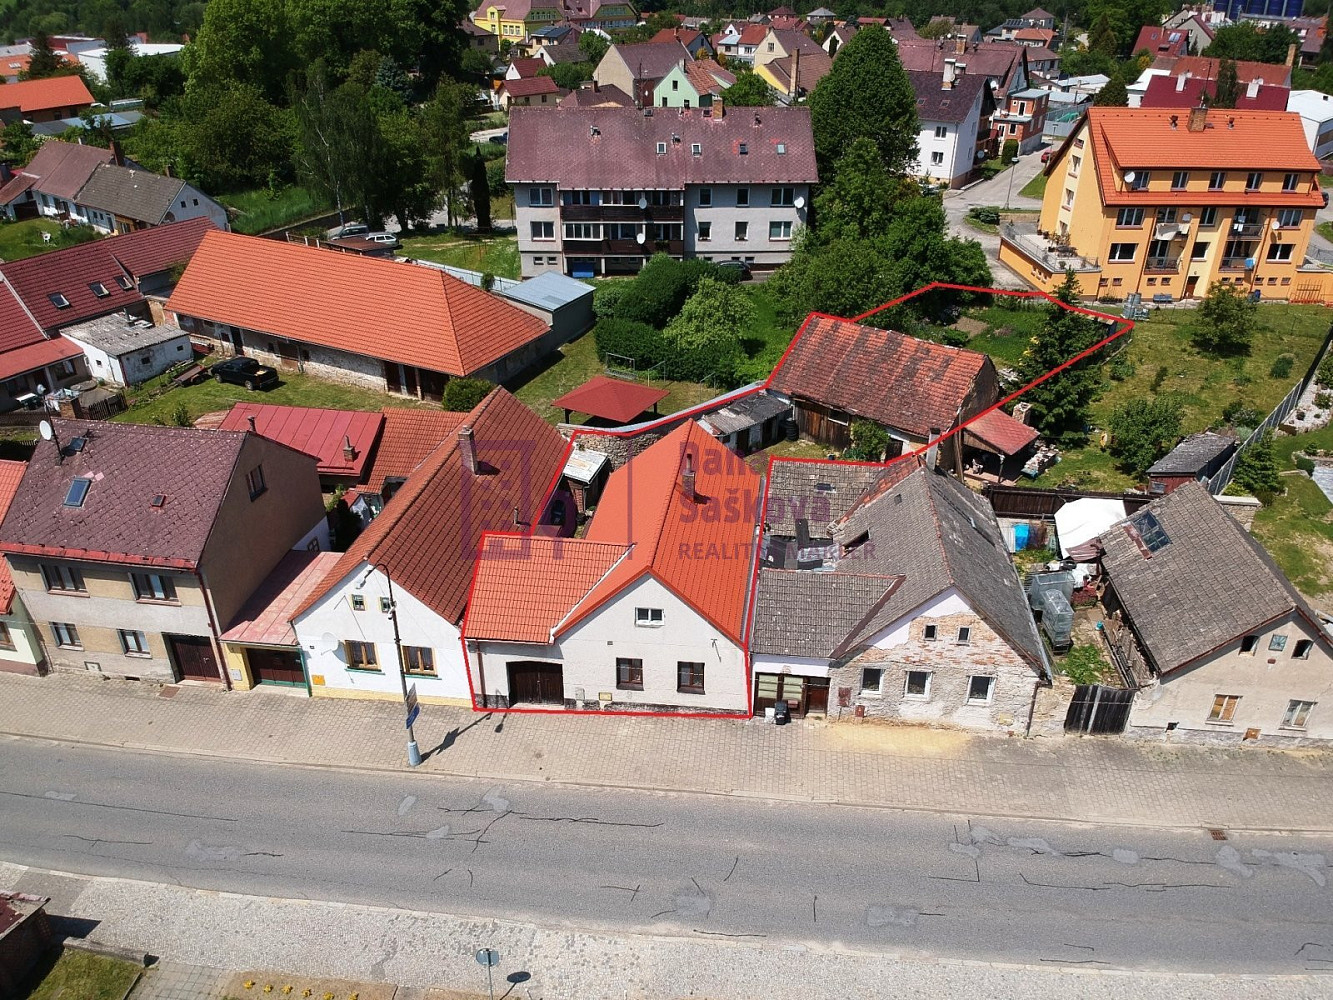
[1147,431,1237,495]
[59,313,193,386]
[501,271,595,343]
[553,374,669,426]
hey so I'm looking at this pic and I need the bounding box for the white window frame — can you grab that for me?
[634,607,664,627]
[966,675,995,705]
[903,670,932,701]
[860,666,883,695]
[1282,699,1315,729]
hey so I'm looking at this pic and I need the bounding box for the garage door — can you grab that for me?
[506,661,564,705]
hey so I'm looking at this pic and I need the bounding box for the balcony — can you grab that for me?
[1000,222,1100,272]
[1229,221,1263,238]
[1144,256,1180,273]
[562,204,684,222]
[1219,256,1254,271]
[602,238,685,256]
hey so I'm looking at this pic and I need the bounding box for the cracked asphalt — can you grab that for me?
[1,739,1331,984]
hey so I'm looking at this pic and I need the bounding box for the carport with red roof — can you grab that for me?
[552,375,669,426]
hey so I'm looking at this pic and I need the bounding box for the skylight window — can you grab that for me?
[1127,510,1171,555]
[115,275,133,291]
[739,142,749,155]
[48,293,70,309]
[64,477,91,507]
[777,142,787,154]
[89,281,109,298]
[151,494,167,508]
[656,141,667,154]
[691,142,702,156]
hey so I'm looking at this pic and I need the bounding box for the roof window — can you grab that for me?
[115,275,133,291]
[64,477,91,507]
[1126,509,1171,556]
[656,141,667,154]
[739,142,748,155]
[151,494,167,508]
[89,281,109,298]
[777,142,787,154]
[691,142,702,155]
[48,293,70,309]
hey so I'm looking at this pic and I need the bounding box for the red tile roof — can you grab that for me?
[1151,55,1291,88]
[1141,73,1287,110]
[0,74,94,114]
[0,336,83,382]
[651,27,703,46]
[166,232,550,378]
[503,75,560,97]
[464,535,630,641]
[552,375,669,423]
[221,549,343,647]
[362,408,468,493]
[0,285,42,354]
[3,140,111,202]
[294,388,569,624]
[1133,25,1189,56]
[964,408,1038,456]
[768,316,993,440]
[0,459,26,614]
[218,403,383,479]
[509,57,546,78]
[558,420,762,644]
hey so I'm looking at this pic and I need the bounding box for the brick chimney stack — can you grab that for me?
[343,434,355,462]
[1187,103,1208,132]
[459,425,478,474]
[681,452,696,501]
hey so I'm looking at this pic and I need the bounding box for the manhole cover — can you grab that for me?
[158,686,179,699]
[1208,828,1228,841]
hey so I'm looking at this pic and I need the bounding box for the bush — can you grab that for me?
[844,418,891,461]
[1270,353,1295,379]
[441,377,494,411]
[1319,393,1332,409]
[1001,138,1019,164]
[1232,431,1282,503]
[1108,354,1136,381]
[1222,399,1263,429]
[613,254,734,328]
[593,318,671,371]
[1150,365,1168,392]
[940,328,970,347]
[967,206,1001,224]
[170,401,191,427]
[1296,455,1316,475]
[1062,644,1109,685]
[1318,353,1333,388]
[593,282,625,320]
[485,158,509,198]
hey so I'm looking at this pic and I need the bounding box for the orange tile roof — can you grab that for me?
[557,420,762,644]
[1083,107,1323,208]
[166,231,550,378]
[362,408,467,493]
[0,74,93,114]
[221,550,343,647]
[294,388,569,625]
[464,535,630,642]
[0,459,25,614]
[963,408,1038,456]
[551,374,669,423]
[1154,55,1290,87]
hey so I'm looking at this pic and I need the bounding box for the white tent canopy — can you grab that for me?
[1055,497,1127,562]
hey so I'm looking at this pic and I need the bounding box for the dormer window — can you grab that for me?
[49,293,70,309]
[89,281,109,298]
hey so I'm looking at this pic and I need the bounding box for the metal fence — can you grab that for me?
[398,259,522,294]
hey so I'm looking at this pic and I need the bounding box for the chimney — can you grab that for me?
[459,424,478,474]
[0,161,11,183]
[943,57,956,89]
[1187,103,1208,132]
[1246,76,1260,100]
[1175,71,1187,92]
[954,34,966,54]
[925,427,941,472]
[246,415,257,433]
[110,139,124,167]
[681,452,696,501]
[790,48,799,97]
[1286,41,1297,67]
[342,434,355,462]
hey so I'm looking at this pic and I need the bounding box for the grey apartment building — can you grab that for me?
[506,105,818,278]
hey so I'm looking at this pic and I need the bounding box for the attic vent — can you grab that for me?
[64,477,91,507]
[151,494,167,508]
[893,493,902,505]
[739,142,748,155]
[656,141,667,154]
[89,281,109,298]
[590,125,600,136]
[49,293,70,309]
[115,275,133,291]
[691,142,702,155]
[814,482,835,492]
[671,133,681,143]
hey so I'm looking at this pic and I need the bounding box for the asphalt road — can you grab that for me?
[1,738,1330,975]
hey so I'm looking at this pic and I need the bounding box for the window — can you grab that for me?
[343,640,377,669]
[698,221,712,241]
[1071,155,1081,175]
[769,220,792,240]
[677,660,705,693]
[1208,694,1240,723]
[1283,172,1300,191]
[1115,207,1144,227]
[89,281,109,298]
[735,221,748,241]
[350,594,366,611]
[119,629,150,656]
[930,151,944,165]
[698,186,712,206]
[378,596,392,614]
[115,275,133,291]
[616,656,643,689]
[956,626,972,644]
[51,622,81,649]
[904,670,932,699]
[736,187,749,207]
[738,142,748,155]
[1294,639,1314,659]
[528,186,553,206]
[860,667,883,693]
[691,143,702,156]
[403,646,435,675]
[1268,634,1288,652]
[635,607,664,627]
[1148,238,1171,260]
[934,125,947,139]
[41,563,84,593]
[771,187,794,206]
[671,78,678,90]
[0,622,11,650]
[967,675,995,705]
[923,624,937,641]
[1199,206,1218,227]
[131,573,177,602]
[656,141,667,154]
[1155,207,1177,223]
[246,465,266,500]
[1191,241,1209,260]
[530,221,554,240]
[1245,171,1262,191]
[1170,170,1189,190]
[1283,700,1315,729]
[1109,243,1137,262]
[1128,171,1149,190]
[48,293,70,309]
[1208,171,1226,191]
[61,476,91,507]
[1063,187,1074,207]
[1267,243,1294,262]
[563,223,599,240]
[1277,208,1303,229]
[776,142,786,154]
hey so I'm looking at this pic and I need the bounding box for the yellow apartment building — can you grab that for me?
[1000,105,1333,304]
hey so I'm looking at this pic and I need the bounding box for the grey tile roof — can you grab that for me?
[908,69,988,124]
[698,389,791,437]
[763,459,878,535]
[1100,480,1330,674]
[1146,431,1237,477]
[76,163,186,225]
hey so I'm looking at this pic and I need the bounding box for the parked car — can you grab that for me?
[211,356,279,391]
[488,132,508,145]
[1040,149,1052,163]
[363,232,402,249]
[717,259,751,280]
[326,221,369,240]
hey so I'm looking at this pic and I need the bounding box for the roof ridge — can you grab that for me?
[550,540,637,637]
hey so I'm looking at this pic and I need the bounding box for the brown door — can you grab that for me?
[418,370,446,402]
[229,327,245,355]
[249,648,305,686]
[1184,275,1199,299]
[276,340,301,371]
[404,366,419,397]
[806,679,829,716]
[168,634,221,681]
[507,661,564,705]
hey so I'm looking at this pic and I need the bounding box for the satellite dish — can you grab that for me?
[637,196,648,210]
[793,194,806,209]
[635,231,646,245]
[317,632,340,655]
[1123,171,1137,184]
[38,420,52,441]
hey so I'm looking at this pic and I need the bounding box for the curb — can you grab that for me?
[6,729,1333,836]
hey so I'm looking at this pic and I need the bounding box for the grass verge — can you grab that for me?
[220,186,335,235]
[0,218,99,260]
[400,232,520,279]
[1019,171,1048,200]
[1251,425,1333,605]
[18,949,140,1000]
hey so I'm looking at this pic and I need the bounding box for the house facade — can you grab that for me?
[1288,89,1333,159]
[992,86,1048,154]
[0,460,44,676]
[1002,106,1332,303]
[0,421,326,685]
[593,41,693,107]
[909,68,991,188]
[508,105,817,277]
[71,162,228,234]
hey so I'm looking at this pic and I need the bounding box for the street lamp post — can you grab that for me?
[359,563,421,767]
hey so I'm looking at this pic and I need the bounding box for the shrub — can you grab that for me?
[1150,365,1168,392]
[1107,354,1136,381]
[441,377,493,411]
[1232,431,1282,503]
[1296,455,1316,475]
[170,401,191,427]
[614,254,723,328]
[1062,644,1109,685]
[1270,353,1295,379]
[592,282,626,320]
[940,328,970,347]
[1001,138,1019,164]
[1319,392,1333,409]
[485,158,509,198]
[593,318,671,371]
[480,272,495,292]
[844,418,891,461]
[1222,399,1262,427]
[1318,353,1333,387]
[967,206,1001,224]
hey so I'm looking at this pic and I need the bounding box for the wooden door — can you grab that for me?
[276,340,301,371]
[507,661,564,705]
[249,648,305,686]
[229,327,245,355]
[806,679,829,716]
[419,370,446,402]
[168,634,221,681]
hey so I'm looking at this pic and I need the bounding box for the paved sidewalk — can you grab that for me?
[2,672,1333,831]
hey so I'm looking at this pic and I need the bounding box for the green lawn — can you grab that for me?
[219,186,335,236]
[18,949,140,1000]
[1031,304,1332,491]
[1252,425,1333,605]
[0,218,99,261]
[1019,171,1048,200]
[959,301,1047,367]
[400,232,520,279]
[1319,220,1333,244]
[115,367,430,427]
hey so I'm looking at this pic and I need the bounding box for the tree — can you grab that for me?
[663,276,751,382]
[578,30,609,66]
[22,34,67,79]
[1231,431,1282,501]
[1108,396,1183,477]
[0,122,42,166]
[374,55,412,103]
[1206,21,1300,63]
[293,69,385,223]
[1213,57,1240,110]
[420,75,474,226]
[723,70,774,106]
[180,83,293,192]
[442,377,494,411]
[845,419,891,460]
[538,61,593,89]
[1015,271,1106,443]
[1191,282,1257,355]
[186,0,295,102]
[811,137,901,240]
[1093,74,1128,106]
[469,145,491,231]
[808,24,918,181]
[1088,13,1120,57]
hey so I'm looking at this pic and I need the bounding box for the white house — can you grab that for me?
[60,314,192,386]
[464,420,761,713]
[1288,89,1333,160]
[908,68,992,188]
[291,388,571,706]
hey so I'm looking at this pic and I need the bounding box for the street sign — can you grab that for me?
[405,682,418,713]
[475,948,500,967]
[405,704,420,729]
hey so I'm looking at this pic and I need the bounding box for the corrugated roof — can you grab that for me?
[768,315,993,440]
[552,375,668,423]
[0,74,93,114]
[166,231,550,378]
[362,408,468,494]
[221,549,342,647]
[0,459,26,614]
[217,403,383,479]
[502,271,594,311]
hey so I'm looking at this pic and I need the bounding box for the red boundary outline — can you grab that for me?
[458,282,1133,720]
